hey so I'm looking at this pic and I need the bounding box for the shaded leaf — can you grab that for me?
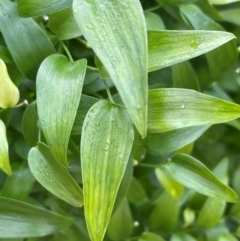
[0,45,13,64]
[139,232,166,241]
[0,119,12,175]
[166,154,238,202]
[148,30,235,72]
[148,88,240,133]
[0,0,55,79]
[81,100,134,241]
[18,0,72,17]
[219,8,240,26]
[144,12,165,30]
[0,197,72,238]
[49,8,82,40]
[171,233,197,241]
[37,54,87,166]
[0,59,19,109]
[73,0,148,137]
[28,143,83,207]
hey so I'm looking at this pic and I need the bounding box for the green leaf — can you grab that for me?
[148,30,235,72]
[1,164,34,201]
[73,0,148,138]
[144,12,165,30]
[0,0,56,79]
[148,88,240,133]
[139,232,166,241]
[18,0,72,17]
[0,119,12,175]
[81,100,134,241]
[219,234,238,241]
[180,4,237,77]
[22,101,39,147]
[208,0,240,4]
[171,233,197,241]
[148,191,179,232]
[142,126,209,156]
[72,95,99,135]
[155,165,184,200]
[166,154,238,202]
[37,54,87,166]
[172,60,200,91]
[0,45,13,64]
[28,143,83,207]
[49,7,82,40]
[107,198,133,241]
[0,59,19,109]
[0,196,72,238]
[219,8,240,26]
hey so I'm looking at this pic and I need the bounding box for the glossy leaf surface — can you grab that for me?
[166,154,238,202]
[18,0,72,17]
[73,0,148,137]
[37,54,87,166]
[0,120,12,175]
[148,88,240,133]
[0,0,55,79]
[28,143,83,207]
[81,100,134,241]
[0,197,72,238]
[0,59,19,109]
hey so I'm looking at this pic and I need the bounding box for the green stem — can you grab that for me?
[76,38,91,49]
[103,79,115,104]
[137,163,160,168]
[87,66,99,71]
[145,4,162,12]
[61,42,74,62]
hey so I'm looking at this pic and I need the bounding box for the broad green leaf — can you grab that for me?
[72,95,99,135]
[37,54,87,166]
[171,234,197,241]
[219,234,238,241]
[209,0,240,4]
[180,4,237,77]
[0,120,12,175]
[107,198,133,241]
[148,88,240,133]
[0,0,56,79]
[73,0,148,138]
[144,12,165,30]
[22,101,39,147]
[172,61,200,91]
[148,191,179,232]
[0,45,13,64]
[28,143,83,207]
[155,165,184,200]
[166,154,238,202]
[81,100,134,241]
[219,8,240,26]
[1,164,34,201]
[18,0,72,17]
[139,232,166,241]
[49,8,82,40]
[148,30,235,72]
[0,196,72,238]
[0,59,19,109]
[142,126,209,155]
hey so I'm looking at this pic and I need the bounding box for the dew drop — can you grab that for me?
[181,104,185,109]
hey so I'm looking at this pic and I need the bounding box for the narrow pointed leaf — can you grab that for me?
[148,88,240,133]
[73,0,148,137]
[0,59,19,109]
[37,54,87,166]
[0,120,12,175]
[49,8,82,40]
[18,0,72,17]
[0,0,56,79]
[28,143,83,207]
[0,197,72,238]
[142,126,209,156]
[166,154,238,202]
[81,100,134,241]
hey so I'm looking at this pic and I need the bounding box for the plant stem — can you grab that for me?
[137,163,160,168]
[61,42,74,62]
[76,38,91,48]
[145,4,162,12]
[87,66,99,71]
[103,79,115,104]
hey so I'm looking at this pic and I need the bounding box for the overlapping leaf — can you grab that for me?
[81,100,134,241]
[0,0,55,79]
[37,54,87,166]
[148,88,240,133]
[28,143,83,207]
[73,0,148,137]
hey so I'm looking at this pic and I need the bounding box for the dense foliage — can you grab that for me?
[0,0,240,240]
